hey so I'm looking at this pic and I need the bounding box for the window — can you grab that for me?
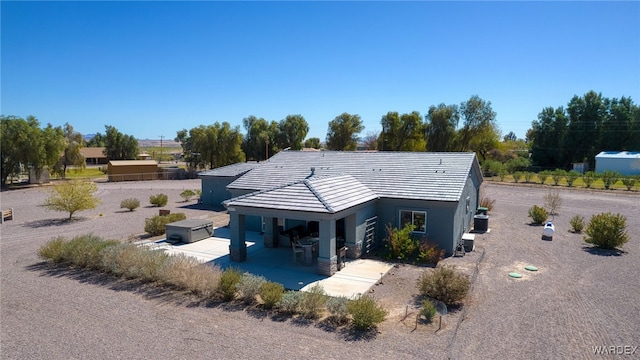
[399,210,427,233]
[466,196,470,213]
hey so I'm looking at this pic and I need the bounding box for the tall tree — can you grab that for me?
[601,96,640,151]
[457,95,500,160]
[276,114,309,151]
[303,137,321,149]
[1,115,39,185]
[55,123,86,178]
[325,112,364,151]
[241,115,279,161]
[379,111,426,151]
[86,132,105,147]
[361,131,379,150]
[103,125,139,160]
[425,104,459,152]
[178,122,245,169]
[565,91,606,164]
[528,106,569,168]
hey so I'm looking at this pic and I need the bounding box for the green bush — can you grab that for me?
[417,241,445,264]
[38,235,119,269]
[512,171,523,183]
[523,171,535,183]
[569,215,585,233]
[584,212,629,250]
[300,284,327,319]
[277,291,303,314]
[420,299,437,323]
[218,267,243,301]
[417,266,470,306]
[528,205,548,225]
[621,176,637,191]
[600,170,621,190]
[144,213,187,236]
[565,170,580,187]
[551,169,565,186]
[582,171,597,188]
[37,237,67,263]
[180,189,196,202]
[538,170,552,185]
[259,281,285,309]
[149,193,168,207]
[120,198,140,211]
[326,296,350,324]
[497,169,508,182]
[385,223,418,260]
[347,294,388,330]
[237,273,267,305]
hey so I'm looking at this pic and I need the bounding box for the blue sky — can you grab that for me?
[2,1,639,142]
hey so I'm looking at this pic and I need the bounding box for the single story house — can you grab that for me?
[212,151,483,276]
[595,151,640,175]
[108,160,159,182]
[198,162,260,208]
[80,147,108,165]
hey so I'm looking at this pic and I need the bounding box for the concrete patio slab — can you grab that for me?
[140,227,394,298]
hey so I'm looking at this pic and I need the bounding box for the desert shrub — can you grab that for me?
[582,171,597,188]
[237,273,267,305]
[497,169,508,182]
[259,281,285,309]
[417,241,445,264]
[347,294,388,330]
[621,176,637,191]
[551,169,565,186]
[544,190,563,215]
[300,284,327,319]
[600,170,621,190]
[420,299,437,323]
[100,244,170,282]
[481,159,503,178]
[144,213,187,236]
[528,205,548,225]
[512,171,523,183]
[538,170,552,185]
[385,223,418,260]
[569,215,585,233]
[120,198,140,211]
[159,255,222,298]
[38,237,67,263]
[326,296,350,324]
[180,189,196,202]
[149,193,168,207]
[565,170,580,187]
[523,171,534,183]
[277,291,303,314]
[584,212,629,250]
[417,266,470,306]
[479,196,496,211]
[218,267,243,301]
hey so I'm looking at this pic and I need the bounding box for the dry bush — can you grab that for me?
[418,241,445,264]
[120,198,140,211]
[544,190,563,215]
[300,284,327,319]
[347,294,388,330]
[159,254,222,298]
[259,282,285,309]
[237,273,267,305]
[417,266,470,306]
[479,196,495,211]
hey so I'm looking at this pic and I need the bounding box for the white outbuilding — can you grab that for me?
[595,151,640,175]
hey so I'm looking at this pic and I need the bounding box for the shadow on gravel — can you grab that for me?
[178,203,225,212]
[23,217,87,228]
[582,246,625,256]
[339,326,379,342]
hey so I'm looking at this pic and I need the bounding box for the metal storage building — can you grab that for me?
[595,151,640,175]
[107,160,159,182]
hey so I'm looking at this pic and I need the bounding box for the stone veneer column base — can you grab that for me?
[229,245,247,262]
[317,256,337,276]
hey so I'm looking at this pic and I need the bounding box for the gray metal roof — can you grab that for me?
[227,151,481,203]
[198,161,259,177]
[225,174,378,213]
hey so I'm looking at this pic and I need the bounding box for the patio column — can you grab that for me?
[317,219,337,276]
[344,213,361,258]
[263,217,279,248]
[229,212,247,261]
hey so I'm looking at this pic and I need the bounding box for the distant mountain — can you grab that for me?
[83,134,96,141]
[137,139,181,148]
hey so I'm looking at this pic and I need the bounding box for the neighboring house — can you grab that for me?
[107,160,159,182]
[199,162,260,208]
[80,147,108,165]
[595,151,640,175]
[217,151,483,276]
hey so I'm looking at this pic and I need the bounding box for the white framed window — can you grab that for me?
[399,210,427,233]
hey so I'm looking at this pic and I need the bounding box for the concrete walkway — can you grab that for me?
[141,227,393,298]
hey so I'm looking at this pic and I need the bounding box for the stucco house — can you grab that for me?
[204,151,483,276]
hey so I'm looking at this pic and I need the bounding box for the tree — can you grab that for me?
[379,111,426,151]
[86,133,105,147]
[528,107,569,168]
[241,115,279,161]
[43,180,102,220]
[360,131,379,150]
[425,104,458,152]
[503,131,517,142]
[303,137,321,149]
[457,95,500,160]
[325,112,364,151]
[103,125,139,160]
[55,123,86,178]
[275,114,308,151]
[177,122,245,169]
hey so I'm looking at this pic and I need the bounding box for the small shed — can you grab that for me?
[108,160,159,182]
[165,219,213,243]
[595,151,640,175]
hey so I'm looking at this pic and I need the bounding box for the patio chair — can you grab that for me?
[291,239,304,264]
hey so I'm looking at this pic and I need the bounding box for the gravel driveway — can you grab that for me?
[1,180,638,359]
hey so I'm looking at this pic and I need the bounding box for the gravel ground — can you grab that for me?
[1,180,639,359]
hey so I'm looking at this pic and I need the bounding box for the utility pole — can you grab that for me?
[159,135,164,164]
